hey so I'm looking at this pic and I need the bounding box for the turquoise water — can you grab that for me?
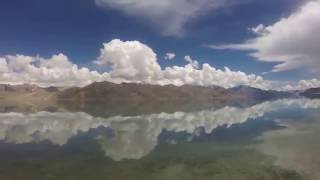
[0,98,319,180]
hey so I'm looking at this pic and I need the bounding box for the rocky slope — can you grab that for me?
[0,84,58,102]
[0,84,60,112]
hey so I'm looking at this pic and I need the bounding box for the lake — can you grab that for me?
[0,98,319,180]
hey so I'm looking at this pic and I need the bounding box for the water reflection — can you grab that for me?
[256,110,320,179]
[0,98,319,162]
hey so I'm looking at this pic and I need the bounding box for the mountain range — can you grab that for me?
[0,82,320,107]
[0,82,319,117]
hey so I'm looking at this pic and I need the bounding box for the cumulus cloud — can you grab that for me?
[184,55,199,69]
[96,39,273,89]
[164,53,176,60]
[0,39,295,90]
[298,79,320,90]
[210,0,320,73]
[95,39,161,84]
[0,54,109,87]
[94,0,243,36]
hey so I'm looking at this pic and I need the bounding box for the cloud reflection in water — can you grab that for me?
[0,98,319,161]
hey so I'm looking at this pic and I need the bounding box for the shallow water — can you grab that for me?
[0,98,319,180]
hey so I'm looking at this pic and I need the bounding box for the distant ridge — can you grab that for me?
[0,81,305,105]
[57,81,293,103]
[0,82,306,115]
[301,87,320,98]
[228,85,293,101]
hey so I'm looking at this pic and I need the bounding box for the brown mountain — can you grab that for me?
[0,84,59,112]
[57,82,235,102]
[0,82,295,103]
[56,82,238,116]
[0,82,296,115]
[0,84,58,101]
[58,82,293,102]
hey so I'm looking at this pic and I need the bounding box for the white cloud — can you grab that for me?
[248,24,269,36]
[95,0,243,36]
[164,53,176,60]
[184,55,199,69]
[0,39,303,90]
[95,39,162,84]
[96,39,273,89]
[0,54,109,87]
[298,79,320,90]
[210,0,320,73]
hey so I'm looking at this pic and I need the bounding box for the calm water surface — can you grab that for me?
[0,98,319,180]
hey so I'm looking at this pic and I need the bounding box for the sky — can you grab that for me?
[0,0,319,90]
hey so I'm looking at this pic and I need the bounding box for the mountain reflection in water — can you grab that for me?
[0,98,319,160]
[0,98,319,180]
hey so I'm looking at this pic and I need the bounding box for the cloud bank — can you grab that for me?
[95,0,242,36]
[0,54,109,87]
[95,39,272,89]
[298,79,320,90]
[0,39,274,89]
[210,0,320,73]
[0,39,317,90]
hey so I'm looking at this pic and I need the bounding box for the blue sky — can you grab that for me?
[0,0,319,89]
